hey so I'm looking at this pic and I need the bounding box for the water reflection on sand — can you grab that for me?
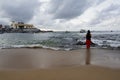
[0,48,120,70]
[0,49,85,69]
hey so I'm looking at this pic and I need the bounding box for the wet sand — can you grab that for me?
[0,48,120,69]
[0,48,120,80]
[0,48,86,69]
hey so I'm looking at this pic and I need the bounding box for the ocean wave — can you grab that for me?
[0,32,120,50]
[1,43,119,51]
[0,44,72,51]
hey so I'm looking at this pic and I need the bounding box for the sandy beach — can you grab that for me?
[0,48,120,80]
[0,66,120,80]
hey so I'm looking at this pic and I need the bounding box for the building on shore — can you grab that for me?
[0,22,53,33]
[11,21,34,29]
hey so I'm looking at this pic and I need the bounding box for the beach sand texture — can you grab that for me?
[0,48,120,80]
[0,66,120,80]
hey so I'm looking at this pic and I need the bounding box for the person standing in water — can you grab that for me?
[86,30,91,49]
[85,30,91,65]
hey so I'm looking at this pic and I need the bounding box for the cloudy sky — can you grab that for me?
[0,0,120,31]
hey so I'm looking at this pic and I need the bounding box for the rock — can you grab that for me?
[91,41,97,46]
[75,41,98,47]
[75,41,85,45]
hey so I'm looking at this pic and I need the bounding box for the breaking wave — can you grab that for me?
[0,31,120,50]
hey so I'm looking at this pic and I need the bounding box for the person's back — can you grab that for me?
[86,30,91,49]
[86,33,91,40]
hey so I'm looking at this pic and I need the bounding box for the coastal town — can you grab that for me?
[0,21,53,33]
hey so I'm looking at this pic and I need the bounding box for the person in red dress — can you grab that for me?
[86,30,91,49]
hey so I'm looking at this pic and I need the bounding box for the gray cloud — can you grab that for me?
[0,0,120,31]
[1,0,40,23]
[90,1,120,26]
[49,0,88,19]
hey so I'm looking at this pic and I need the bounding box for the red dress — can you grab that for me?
[86,34,91,49]
[86,40,91,49]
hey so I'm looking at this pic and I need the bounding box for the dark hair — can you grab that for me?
[86,30,91,40]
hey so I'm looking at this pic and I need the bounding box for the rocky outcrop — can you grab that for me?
[75,41,97,47]
[75,41,85,45]
[0,28,41,33]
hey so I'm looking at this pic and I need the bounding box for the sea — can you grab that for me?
[0,31,120,50]
[0,31,120,69]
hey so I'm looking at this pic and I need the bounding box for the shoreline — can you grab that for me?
[1,46,120,51]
